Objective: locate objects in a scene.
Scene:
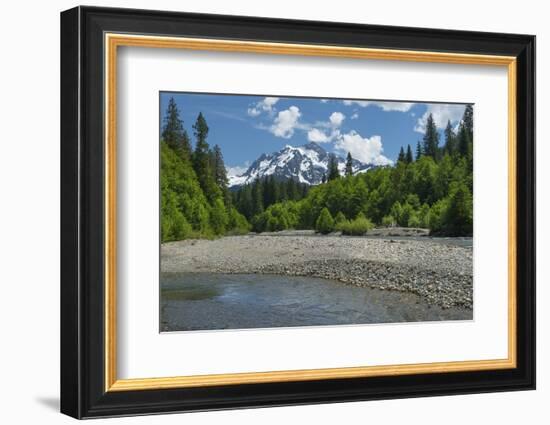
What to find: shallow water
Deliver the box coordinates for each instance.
[160,273,472,332]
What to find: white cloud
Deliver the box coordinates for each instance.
[247,97,279,117]
[329,111,345,127]
[320,99,329,103]
[270,106,301,138]
[414,104,466,133]
[343,100,414,112]
[334,131,392,166]
[307,128,330,143]
[351,112,359,120]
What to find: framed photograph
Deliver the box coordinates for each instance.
[60,6,535,419]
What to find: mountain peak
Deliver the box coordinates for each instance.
[228,143,375,187]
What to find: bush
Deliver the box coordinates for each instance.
[407,214,421,228]
[334,211,347,225]
[340,213,374,236]
[227,207,250,235]
[381,215,395,227]
[315,208,335,234]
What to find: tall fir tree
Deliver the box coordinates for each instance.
[462,104,474,140]
[161,97,192,159]
[457,122,471,158]
[422,113,440,160]
[444,120,456,155]
[345,152,354,177]
[397,146,406,163]
[415,141,423,160]
[192,112,219,203]
[405,144,414,164]
[212,144,231,206]
[327,154,340,181]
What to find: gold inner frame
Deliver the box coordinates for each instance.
[104,33,517,392]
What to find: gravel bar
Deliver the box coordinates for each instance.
[161,232,473,310]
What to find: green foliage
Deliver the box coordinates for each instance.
[315,208,335,234]
[328,153,340,181]
[334,211,347,226]
[339,212,374,236]
[160,108,252,242]
[162,97,192,159]
[232,177,309,221]
[422,113,440,159]
[405,144,414,164]
[397,146,405,163]
[345,152,354,176]
[381,215,395,227]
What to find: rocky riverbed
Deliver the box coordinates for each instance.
[161,231,473,310]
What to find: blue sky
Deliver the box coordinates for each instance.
[160,92,468,176]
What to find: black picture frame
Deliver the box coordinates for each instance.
[61,5,536,419]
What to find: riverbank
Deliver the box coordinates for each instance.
[161,231,473,310]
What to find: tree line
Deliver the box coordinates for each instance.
[160,97,249,242]
[161,97,474,241]
[244,105,473,236]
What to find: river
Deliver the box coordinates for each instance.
[160,272,472,332]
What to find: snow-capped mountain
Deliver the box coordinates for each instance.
[228,142,374,187]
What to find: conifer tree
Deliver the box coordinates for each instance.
[161,97,192,159]
[327,154,340,181]
[457,122,471,158]
[462,104,474,140]
[397,146,405,163]
[345,152,354,177]
[444,120,456,156]
[321,173,327,184]
[212,144,231,206]
[405,144,413,164]
[192,113,218,202]
[422,113,440,160]
[416,141,423,160]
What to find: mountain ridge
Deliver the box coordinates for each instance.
[228,142,374,187]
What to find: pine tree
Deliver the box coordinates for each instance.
[415,141,423,160]
[405,144,413,164]
[192,113,218,202]
[321,173,327,184]
[161,97,192,159]
[444,120,456,155]
[462,105,473,140]
[397,146,405,163]
[212,144,231,206]
[457,122,471,158]
[315,208,335,234]
[327,154,340,181]
[345,152,354,177]
[422,113,440,160]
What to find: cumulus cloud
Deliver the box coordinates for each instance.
[351,112,359,120]
[334,131,392,166]
[270,106,302,138]
[307,128,331,143]
[329,111,345,127]
[414,104,466,133]
[306,112,345,143]
[343,100,414,112]
[247,97,279,117]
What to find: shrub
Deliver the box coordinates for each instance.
[407,214,421,228]
[315,208,335,234]
[381,215,395,227]
[340,213,374,236]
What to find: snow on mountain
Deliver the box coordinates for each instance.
[227,142,374,187]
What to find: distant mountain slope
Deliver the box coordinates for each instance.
[228,142,374,187]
